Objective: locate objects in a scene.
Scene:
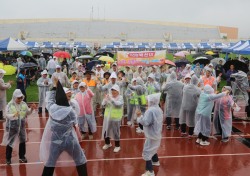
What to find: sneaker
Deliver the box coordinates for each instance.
[102,144,112,150]
[199,140,210,146]
[181,132,187,137]
[152,161,160,166]
[127,121,132,126]
[6,159,11,165]
[19,157,28,163]
[88,135,93,140]
[175,126,180,130]
[136,128,144,134]
[166,126,171,130]
[113,147,121,153]
[136,127,140,130]
[196,138,201,144]
[221,138,229,143]
[81,134,86,140]
[141,171,155,176]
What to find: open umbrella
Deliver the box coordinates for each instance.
[165,60,176,67]
[98,56,114,62]
[205,51,214,55]
[193,57,210,65]
[53,51,71,58]
[20,62,38,69]
[20,51,33,57]
[174,59,190,67]
[223,60,249,73]
[78,55,93,60]
[192,53,204,58]
[94,51,114,58]
[180,51,191,55]
[86,60,102,70]
[211,58,226,65]
[174,51,186,58]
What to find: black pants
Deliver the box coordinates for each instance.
[6,142,26,160]
[198,133,208,141]
[180,124,194,135]
[0,110,3,120]
[145,153,159,171]
[82,127,93,135]
[166,117,180,128]
[42,163,88,176]
[105,137,120,147]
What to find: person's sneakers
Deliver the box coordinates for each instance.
[200,140,210,146]
[136,128,144,134]
[196,138,201,144]
[181,132,187,137]
[6,159,11,165]
[102,144,112,150]
[81,134,86,140]
[141,171,155,176]
[88,135,93,140]
[175,126,180,130]
[166,126,171,130]
[152,161,160,166]
[113,147,121,153]
[19,157,28,163]
[221,138,229,143]
[127,121,132,126]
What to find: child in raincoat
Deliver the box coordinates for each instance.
[136,93,163,176]
[213,86,235,142]
[1,89,36,165]
[102,84,124,153]
[75,82,97,140]
[194,85,229,146]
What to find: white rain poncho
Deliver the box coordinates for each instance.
[125,78,138,122]
[0,70,11,111]
[162,72,184,118]
[40,90,86,167]
[101,92,124,140]
[1,89,31,147]
[146,73,161,95]
[137,93,163,161]
[231,71,249,105]
[37,76,52,108]
[179,75,201,127]
[75,83,96,133]
[51,72,70,87]
[194,85,226,137]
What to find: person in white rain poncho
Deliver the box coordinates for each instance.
[179,75,201,137]
[194,85,229,146]
[37,70,52,114]
[162,71,184,130]
[1,89,36,165]
[46,56,57,77]
[51,65,70,87]
[0,69,12,121]
[75,82,96,140]
[40,79,87,176]
[213,86,235,142]
[102,85,124,153]
[133,66,147,81]
[145,73,160,95]
[38,54,47,70]
[71,80,80,99]
[136,93,163,176]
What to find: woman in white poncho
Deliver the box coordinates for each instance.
[40,79,87,176]
[136,93,163,176]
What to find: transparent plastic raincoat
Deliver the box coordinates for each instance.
[37,76,52,108]
[137,93,163,161]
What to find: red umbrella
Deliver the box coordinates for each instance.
[165,60,176,66]
[53,51,71,58]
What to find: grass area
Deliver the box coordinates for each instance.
[3,74,39,102]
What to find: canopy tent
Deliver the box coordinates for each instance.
[212,42,227,49]
[57,42,72,49]
[232,40,250,54]
[103,45,117,49]
[41,41,56,48]
[222,40,245,53]
[167,43,181,50]
[137,45,149,49]
[181,43,196,49]
[25,41,40,48]
[141,42,149,46]
[126,42,135,46]
[228,42,236,47]
[119,45,132,49]
[112,42,120,46]
[77,44,89,48]
[0,37,27,51]
[197,42,212,49]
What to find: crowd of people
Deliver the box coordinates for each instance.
[0,53,250,176]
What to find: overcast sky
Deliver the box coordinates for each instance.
[0,0,249,38]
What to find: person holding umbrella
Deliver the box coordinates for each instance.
[0,69,13,121]
[16,69,27,102]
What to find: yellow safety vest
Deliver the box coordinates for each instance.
[9,103,27,119]
[104,105,123,120]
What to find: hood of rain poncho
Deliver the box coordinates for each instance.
[147,93,161,107]
[0,69,6,78]
[223,86,232,92]
[55,81,70,107]
[136,77,144,86]
[167,71,177,82]
[204,85,214,94]
[78,82,86,89]
[148,73,155,80]
[191,75,199,86]
[131,78,136,83]
[11,89,24,103]
[230,71,247,81]
[169,67,176,72]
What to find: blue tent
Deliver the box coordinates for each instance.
[222,40,245,53]
[182,43,195,49]
[167,43,180,50]
[197,42,211,49]
[0,37,27,51]
[25,41,40,48]
[232,40,250,54]
[42,42,55,48]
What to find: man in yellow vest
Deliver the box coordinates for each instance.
[101,85,124,153]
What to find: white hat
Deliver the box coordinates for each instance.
[112,63,117,66]
[49,56,53,59]
[152,65,158,69]
[41,70,48,75]
[184,74,191,79]
[78,82,86,88]
[63,87,71,94]
[190,70,195,76]
[111,84,120,93]
[13,89,24,99]
[0,69,6,74]
[110,72,117,79]
[186,64,191,68]
[56,65,61,69]
[75,57,79,60]
[72,80,79,85]
[208,63,213,67]
[40,54,43,57]
[148,73,155,80]
[96,64,101,67]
